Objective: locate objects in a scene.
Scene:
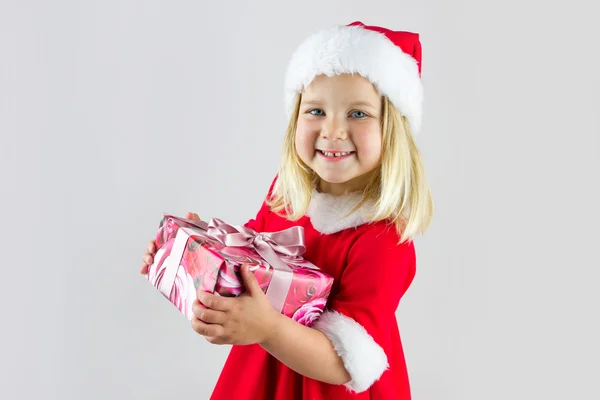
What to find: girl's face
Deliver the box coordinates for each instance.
[295,74,382,195]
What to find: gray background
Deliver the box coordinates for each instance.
[2,0,598,399]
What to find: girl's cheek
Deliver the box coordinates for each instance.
[296,125,315,146]
[355,133,382,159]
[294,133,313,161]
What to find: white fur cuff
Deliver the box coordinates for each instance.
[313,310,388,393]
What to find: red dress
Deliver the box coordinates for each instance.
[210,179,417,399]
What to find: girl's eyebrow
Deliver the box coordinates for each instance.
[348,101,378,109]
[300,100,323,106]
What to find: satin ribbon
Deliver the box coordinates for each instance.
[157,229,192,300]
[163,214,314,312]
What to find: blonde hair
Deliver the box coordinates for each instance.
[267,93,434,244]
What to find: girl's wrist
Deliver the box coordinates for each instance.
[259,308,283,346]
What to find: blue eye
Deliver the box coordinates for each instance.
[350,110,368,118]
[309,109,325,116]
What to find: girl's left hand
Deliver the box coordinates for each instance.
[191,264,279,346]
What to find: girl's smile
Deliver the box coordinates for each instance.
[316,149,356,161]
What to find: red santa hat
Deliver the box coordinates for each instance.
[284,21,424,134]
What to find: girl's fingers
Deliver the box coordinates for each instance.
[141,239,156,275]
[192,299,227,325]
[144,254,153,265]
[141,250,154,272]
[186,212,200,221]
[191,316,224,338]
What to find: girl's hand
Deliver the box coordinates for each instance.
[140,239,155,275]
[140,212,200,274]
[192,264,278,346]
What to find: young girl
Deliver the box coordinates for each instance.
[141,21,433,399]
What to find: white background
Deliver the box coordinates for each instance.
[2,0,598,399]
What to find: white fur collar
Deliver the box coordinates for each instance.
[306,190,374,234]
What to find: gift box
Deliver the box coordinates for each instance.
[145,214,333,327]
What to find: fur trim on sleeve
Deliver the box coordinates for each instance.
[313,310,388,393]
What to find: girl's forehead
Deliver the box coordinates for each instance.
[301,74,381,103]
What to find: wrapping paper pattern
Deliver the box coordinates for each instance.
[145,215,333,327]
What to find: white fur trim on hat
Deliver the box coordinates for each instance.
[314,310,389,393]
[284,24,423,134]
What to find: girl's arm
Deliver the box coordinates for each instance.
[260,311,351,385]
[194,270,350,385]
[193,266,350,386]
[193,224,413,392]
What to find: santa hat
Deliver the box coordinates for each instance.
[284,21,424,134]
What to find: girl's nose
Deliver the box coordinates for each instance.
[320,118,348,140]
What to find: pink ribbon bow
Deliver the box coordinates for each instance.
[173,216,307,272]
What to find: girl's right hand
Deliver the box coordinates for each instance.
[140,212,201,275]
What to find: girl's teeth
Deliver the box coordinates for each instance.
[322,151,350,157]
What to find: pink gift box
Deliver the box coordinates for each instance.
[145,214,333,327]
